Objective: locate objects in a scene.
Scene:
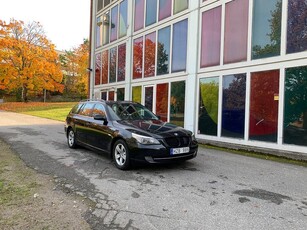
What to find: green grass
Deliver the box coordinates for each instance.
[0,102,77,121]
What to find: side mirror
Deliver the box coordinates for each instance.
[94,114,108,125]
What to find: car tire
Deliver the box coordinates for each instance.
[113,140,130,170]
[67,128,77,149]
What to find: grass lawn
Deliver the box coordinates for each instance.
[0,102,77,121]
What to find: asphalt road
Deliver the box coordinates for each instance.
[0,111,306,230]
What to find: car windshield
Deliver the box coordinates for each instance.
[109,102,159,121]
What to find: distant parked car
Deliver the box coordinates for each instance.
[64,100,198,170]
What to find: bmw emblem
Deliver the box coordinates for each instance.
[174,133,178,136]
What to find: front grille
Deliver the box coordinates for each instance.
[164,136,191,147]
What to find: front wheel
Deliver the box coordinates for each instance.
[67,128,77,148]
[113,140,130,170]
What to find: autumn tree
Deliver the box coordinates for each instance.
[0,19,63,101]
[60,39,89,99]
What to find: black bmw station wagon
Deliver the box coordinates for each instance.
[65,100,198,170]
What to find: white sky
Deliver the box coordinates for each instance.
[0,0,90,51]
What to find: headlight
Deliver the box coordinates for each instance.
[132,133,160,145]
[191,132,197,142]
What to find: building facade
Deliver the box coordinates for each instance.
[89,0,307,158]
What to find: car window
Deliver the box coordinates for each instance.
[78,103,94,117]
[92,103,106,117]
[109,103,159,120]
[71,103,83,114]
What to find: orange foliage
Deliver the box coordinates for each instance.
[0,19,64,101]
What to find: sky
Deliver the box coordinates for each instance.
[0,0,90,51]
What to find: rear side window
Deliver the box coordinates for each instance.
[71,103,83,114]
[79,103,94,117]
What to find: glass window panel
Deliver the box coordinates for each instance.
[132,86,142,103]
[200,6,221,68]
[252,0,281,59]
[222,74,246,138]
[146,0,157,27]
[118,44,126,82]
[101,92,107,100]
[109,47,117,83]
[156,83,169,122]
[173,0,188,14]
[172,19,188,72]
[95,53,101,85]
[108,91,115,101]
[145,86,154,111]
[144,32,156,77]
[110,6,118,42]
[102,50,108,84]
[249,70,279,142]
[284,66,307,146]
[102,12,110,45]
[224,0,249,64]
[157,26,170,75]
[133,37,143,79]
[287,0,307,54]
[97,0,103,12]
[134,0,145,32]
[198,77,219,136]
[119,0,128,38]
[170,81,185,127]
[159,0,172,21]
[96,17,102,48]
[104,0,110,7]
[117,88,125,101]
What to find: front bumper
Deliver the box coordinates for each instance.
[128,141,198,164]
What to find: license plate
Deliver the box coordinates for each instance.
[170,147,190,155]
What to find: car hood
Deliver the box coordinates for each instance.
[116,119,191,137]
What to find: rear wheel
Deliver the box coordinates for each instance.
[67,128,77,148]
[113,140,130,170]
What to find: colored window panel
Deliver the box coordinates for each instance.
[172,19,188,73]
[170,81,185,127]
[145,86,154,111]
[132,86,142,103]
[159,0,172,21]
[287,0,307,54]
[119,0,128,38]
[249,70,279,142]
[118,44,126,82]
[117,88,125,101]
[102,12,110,45]
[157,26,170,75]
[109,47,117,83]
[96,17,102,47]
[144,32,156,78]
[198,77,219,136]
[102,50,108,84]
[173,0,188,14]
[95,53,101,85]
[110,6,118,42]
[284,66,307,146]
[108,91,115,101]
[252,0,281,59]
[200,6,221,68]
[134,0,145,32]
[224,0,249,64]
[222,74,246,138]
[156,83,169,122]
[133,37,143,79]
[146,0,157,27]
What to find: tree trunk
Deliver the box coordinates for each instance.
[22,84,28,102]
